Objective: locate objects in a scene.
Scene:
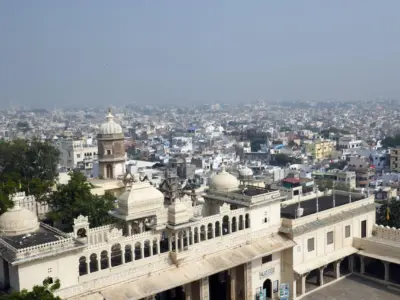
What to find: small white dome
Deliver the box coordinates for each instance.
[0,193,39,236]
[209,167,239,192]
[99,110,122,135]
[117,181,164,217]
[239,166,253,177]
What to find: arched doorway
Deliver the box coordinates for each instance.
[262,279,272,299]
[106,164,113,178]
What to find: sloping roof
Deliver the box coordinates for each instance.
[77,234,295,300]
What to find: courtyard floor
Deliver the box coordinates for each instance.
[302,275,400,300]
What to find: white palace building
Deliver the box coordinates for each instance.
[0,113,399,300]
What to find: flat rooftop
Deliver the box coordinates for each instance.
[0,226,64,250]
[281,194,364,219]
[232,187,273,197]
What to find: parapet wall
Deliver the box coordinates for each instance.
[372,224,400,242]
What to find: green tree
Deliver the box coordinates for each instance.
[376,199,400,228]
[0,138,60,206]
[381,134,400,149]
[2,277,61,300]
[47,171,115,230]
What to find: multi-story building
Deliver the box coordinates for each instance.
[1,165,397,300]
[390,147,400,173]
[338,135,362,154]
[312,170,356,189]
[305,140,335,161]
[57,138,98,172]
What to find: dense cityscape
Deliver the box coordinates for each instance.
[2,1,400,300]
[0,98,400,299]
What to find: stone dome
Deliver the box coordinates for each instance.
[117,180,164,218]
[99,110,122,135]
[239,166,253,177]
[0,193,39,236]
[209,167,239,192]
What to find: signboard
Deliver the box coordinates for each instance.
[259,267,275,279]
[279,283,290,300]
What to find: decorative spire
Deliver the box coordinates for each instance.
[106,108,114,122]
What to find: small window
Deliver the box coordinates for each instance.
[327,231,334,245]
[264,217,268,223]
[262,255,272,264]
[345,225,351,238]
[76,154,81,158]
[307,238,315,252]
[107,150,111,155]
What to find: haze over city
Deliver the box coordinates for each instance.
[1,0,400,108]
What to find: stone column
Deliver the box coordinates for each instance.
[218,224,222,237]
[360,256,365,275]
[141,245,144,259]
[230,267,237,300]
[127,222,132,236]
[180,235,184,250]
[121,252,125,264]
[244,262,252,300]
[334,260,341,279]
[228,221,232,234]
[175,233,178,251]
[200,277,209,300]
[318,267,324,286]
[301,274,307,295]
[156,241,160,254]
[168,234,172,251]
[184,283,192,300]
[149,243,153,256]
[384,261,390,281]
[186,229,191,247]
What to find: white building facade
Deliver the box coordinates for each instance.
[0,168,398,300]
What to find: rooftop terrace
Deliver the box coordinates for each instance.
[281,193,364,219]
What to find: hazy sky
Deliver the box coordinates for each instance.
[1,1,400,108]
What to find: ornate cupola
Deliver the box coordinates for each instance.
[97,108,126,179]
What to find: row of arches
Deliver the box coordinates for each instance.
[78,213,251,276]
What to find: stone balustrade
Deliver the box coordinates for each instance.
[372,224,400,241]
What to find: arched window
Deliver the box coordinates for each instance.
[245,214,250,229]
[232,217,237,232]
[89,254,98,273]
[152,239,158,255]
[125,245,133,263]
[160,231,169,253]
[135,242,142,260]
[200,225,206,241]
[111,244,122,267]
[106,164,113,178]
[100,251,109,269]
[77,228,87,238]
[144,240,151,257]
[79,256,87,276]
[207,223,213,239]
[222,216,230,235]
[215,221,221,237]
[239,215,244,230]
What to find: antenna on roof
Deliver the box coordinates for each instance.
[315,185,319,212]
[332,181,336,208]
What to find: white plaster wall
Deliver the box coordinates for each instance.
[18,252,78,292]
[251,252,281,298]
[293,210,375,266]
[249,201,281,232]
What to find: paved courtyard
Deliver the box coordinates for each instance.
[302,275,400,300]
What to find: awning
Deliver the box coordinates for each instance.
[73,234,295,300]
[293,247,358,275]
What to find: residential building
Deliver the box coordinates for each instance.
[390,147,400,173]
[305,140,335,161]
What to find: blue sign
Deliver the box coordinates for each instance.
[279,283,289,300]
